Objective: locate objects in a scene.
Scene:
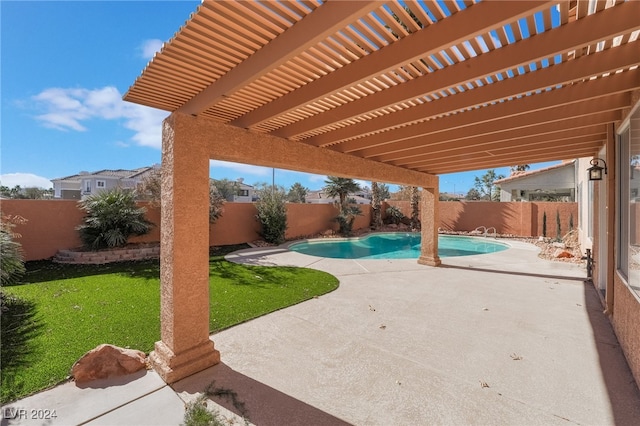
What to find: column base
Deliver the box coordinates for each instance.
[150,339,220,383]
[418,255,441,267]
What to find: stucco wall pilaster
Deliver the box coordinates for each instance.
[418,186,441,267]
[150,113,220,383]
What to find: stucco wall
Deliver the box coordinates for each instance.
[612,272,640,388]
[2,199,372,261]
[386,200,577,238]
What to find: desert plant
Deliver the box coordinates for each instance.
[371,181,383,229]
[555,210,562,242]
[569,213,574,231]
[255,184,288,244]
[1,216,26,286]
[542,211,547,238]
[333,205,362,236]
[139,171,225,224]
[386,205,405,225]
[410,186,420,230]
[77,187,153,250]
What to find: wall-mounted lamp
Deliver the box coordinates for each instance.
[587,158,608,181]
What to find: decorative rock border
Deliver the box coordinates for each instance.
[54,243,160,264]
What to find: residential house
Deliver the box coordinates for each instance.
[52,166,159,200]
[495,160,580,202]
[231,179,255,203]
[305,189,371,205]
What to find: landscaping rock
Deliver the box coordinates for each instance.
[72,344,146,384]
[554,249,574,259]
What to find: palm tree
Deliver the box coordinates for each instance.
[77,187,152,249]
[371,181,383,229]
[410,186,420,230]
[323,176,361,211]
[324,177,362,236]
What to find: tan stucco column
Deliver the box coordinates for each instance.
[149,114,220,383]
[418,186,441,267]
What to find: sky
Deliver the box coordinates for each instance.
[1,1,559,196]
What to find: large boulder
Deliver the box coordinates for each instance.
[72,344,146,383]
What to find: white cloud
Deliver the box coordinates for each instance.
[141,39,163,60]
[0,173,52,189]
[31,86,168,149]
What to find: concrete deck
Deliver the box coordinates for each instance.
[3,239,640,425]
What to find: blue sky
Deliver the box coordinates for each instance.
[1,1,558,195]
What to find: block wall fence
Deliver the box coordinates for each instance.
[2,199,577,261]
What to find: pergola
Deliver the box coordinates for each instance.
[123,0,640,382]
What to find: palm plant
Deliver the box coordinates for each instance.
[410,186,420,230]
[323,176,361,210]
[0,215,26,286]
[385,205,405,225]
[371,181,383,229]
[324,177,362,235]
[77,187,152,250]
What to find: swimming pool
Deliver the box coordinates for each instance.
[288,233,509,260]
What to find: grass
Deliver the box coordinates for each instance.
[1,245,339,403]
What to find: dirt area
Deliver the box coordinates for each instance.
[252,225,586,265]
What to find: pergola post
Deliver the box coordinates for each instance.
[418,186,441,267]
[149,113,220,383]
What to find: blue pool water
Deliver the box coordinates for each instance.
[289,233,509,259]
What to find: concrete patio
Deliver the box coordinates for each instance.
[3,239,640,425]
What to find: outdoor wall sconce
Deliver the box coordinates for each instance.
[587,158,608,181]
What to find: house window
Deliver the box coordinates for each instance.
[618,109,640,294]
[83,180,91,194]
[238,189,249,197]
[96,180,106,189]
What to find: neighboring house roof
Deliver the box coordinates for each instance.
[52,166,157,182]
[495,160,576,185]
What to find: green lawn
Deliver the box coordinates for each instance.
[1,246,339,403]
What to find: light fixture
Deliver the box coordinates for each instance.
[587,158,608,181]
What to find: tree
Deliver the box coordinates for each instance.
[377,183,391,201]
[76,187,153,249]
[139,170,225,223]
[392,185,413,201]
[324,177,362,236]
[371,182,383,229]
[473,170,505,201]
[323,176,361,210]
[211,179,240,201]
[510,164,530,175]
[465,188,482,201]
[208,183,226,223]
[254,184,288,244]
[410,186,420,230]
[139,168,162,207]
[287,182,308,203]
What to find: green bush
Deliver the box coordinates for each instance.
[255,185,288,244]
[333,205,362,236]
[76,187,152,250]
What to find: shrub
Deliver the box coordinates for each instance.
[0,214,26,286]
[385,205,405,225]
[77,187,153,250]
[255,185,288,244]
[333,205,362,236]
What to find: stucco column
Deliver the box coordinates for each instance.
[149,113,220,383]
[418,186,441,267]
